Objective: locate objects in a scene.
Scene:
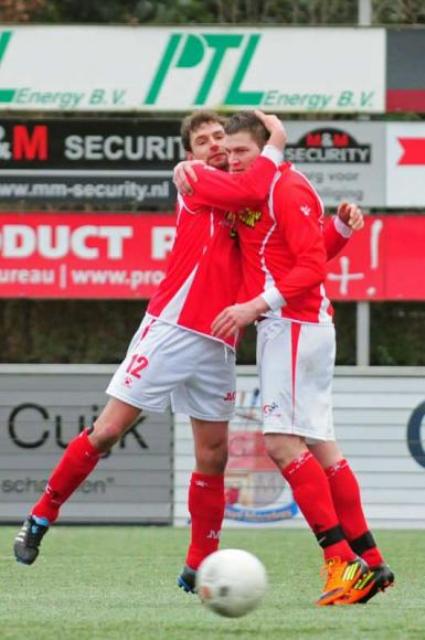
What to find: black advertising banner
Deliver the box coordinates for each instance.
[0,118,184,209]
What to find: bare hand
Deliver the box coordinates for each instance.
[212,299,268,338]
[173,160,205,195]
[254,109,287,151]
[337,201,364,231]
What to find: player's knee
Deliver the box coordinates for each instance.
[264,436,282,465]
[90,417,127,452]
[264,433,304,468]
[196,441,228,474]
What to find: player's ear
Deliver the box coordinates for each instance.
[187,152,194,160]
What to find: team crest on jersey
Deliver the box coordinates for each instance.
[224,211,238,238]
[239,208,262,227]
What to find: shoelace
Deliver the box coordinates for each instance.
[321,557,345,591]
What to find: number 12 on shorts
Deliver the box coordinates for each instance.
[126,354,149,378]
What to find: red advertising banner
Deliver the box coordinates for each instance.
[326,216,425,300]
[0,213,424,300]
[0,213,176,299]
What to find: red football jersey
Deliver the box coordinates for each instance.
[323,215,351,261]
[236,163,343,323]
[147,153,280,347]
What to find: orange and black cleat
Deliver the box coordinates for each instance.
[335,563,395,605]
[316,556,369,606]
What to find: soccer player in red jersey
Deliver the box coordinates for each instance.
[13,110,286,580]
[207,112,394,606]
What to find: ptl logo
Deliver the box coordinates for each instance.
[145,32,264,107]
[0,31,14,105]
[0,31,12,65]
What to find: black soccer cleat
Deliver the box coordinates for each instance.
[177,565,197,594]
[14,516,49,565]
[357,563,395,603]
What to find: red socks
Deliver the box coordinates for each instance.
[325,459,384,567]
[32,430,100,523]
[186,472,225,570]
[282,451,355,562]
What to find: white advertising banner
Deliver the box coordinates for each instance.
[386,123,425,207]
[285,121,386,206]
[174,367,425,529]
[0,26,385,112]
[0,365,173,523]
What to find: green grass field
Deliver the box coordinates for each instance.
[0,526,422,640]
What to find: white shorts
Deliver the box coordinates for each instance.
[106,315,236,421]
[256,317,335,442]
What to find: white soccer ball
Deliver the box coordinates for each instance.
[196,549,268,618]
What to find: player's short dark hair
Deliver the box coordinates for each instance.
[180,110,227,152]
[224,111,270,149]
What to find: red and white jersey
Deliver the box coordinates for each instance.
[236,162,347,324]
[147,153,279,347]
[323,214,351,261]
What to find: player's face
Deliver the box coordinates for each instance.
[188,121,228,169]
[226,132,261,173]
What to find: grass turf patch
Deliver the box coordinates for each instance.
[0,527,420,640]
